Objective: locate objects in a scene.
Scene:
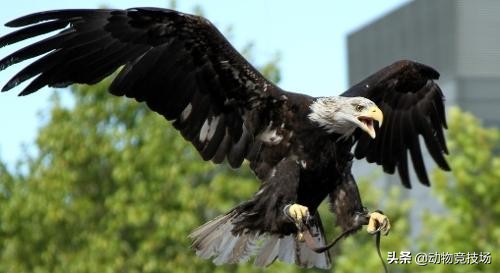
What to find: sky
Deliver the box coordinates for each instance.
[0,0,409,167]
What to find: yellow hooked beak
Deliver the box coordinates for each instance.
[358,106,383,139]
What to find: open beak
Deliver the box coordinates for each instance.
[358,106,383,139]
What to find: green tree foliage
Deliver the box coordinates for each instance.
[419,108,500,272]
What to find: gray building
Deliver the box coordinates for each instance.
[347,0,500,235]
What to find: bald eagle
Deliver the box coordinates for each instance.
[0,8,449,269]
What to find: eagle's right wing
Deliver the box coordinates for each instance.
[0,8,292,170]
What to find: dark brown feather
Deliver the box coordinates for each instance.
[0,8,285,169]
[342,60,449,188]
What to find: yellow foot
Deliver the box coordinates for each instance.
[367,211,391,236]
[287,203,310,223]
[286,204,310,242]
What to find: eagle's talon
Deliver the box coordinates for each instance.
[297,231,305,242]
[286,203,310,242]
[287,203,310,224]
[367,211,391,236]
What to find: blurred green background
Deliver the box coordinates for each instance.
[0,2,499,273]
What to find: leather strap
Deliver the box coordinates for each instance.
[301,223,388,273]
[301,225,358,253]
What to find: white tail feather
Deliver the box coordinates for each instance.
[190,212,258,265]
[190,212,331,269]
[277,235,296,264]
[254,236,280,267]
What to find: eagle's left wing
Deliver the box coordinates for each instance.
[341,60,450,188]
[0,8,289,170]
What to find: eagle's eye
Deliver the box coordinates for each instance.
[355,104,365,112]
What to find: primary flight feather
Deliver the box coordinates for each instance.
[0,8,449,269]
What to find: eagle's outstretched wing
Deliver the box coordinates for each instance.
[342,60,450,188]
[0,8,288,169]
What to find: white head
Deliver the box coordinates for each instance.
[308,96,383,139]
